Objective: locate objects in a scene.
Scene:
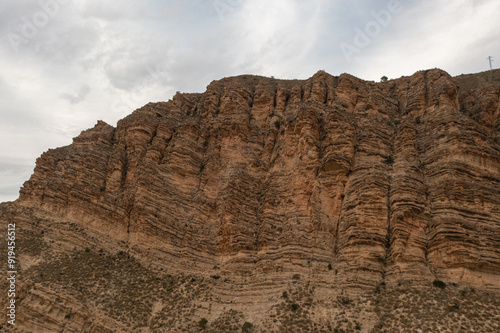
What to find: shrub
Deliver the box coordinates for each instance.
[291,303,299,311]
[198,318,208,329]
[433,279,446,289]
[328,263,332,270]
[274,121,280,130]
[292,274,300,280]
[415,116,421,124]
[384,156,395,165]
[242,321,253,332]
[282,291,288,299]
[381,76,388,82]
[337,296,350,305]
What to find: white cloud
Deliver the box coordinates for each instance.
[0,0,499,202]
[60,84,90,104]
[350,0,500,80]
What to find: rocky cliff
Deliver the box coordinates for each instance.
[1,68,500,332]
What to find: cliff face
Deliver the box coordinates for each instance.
[1,68,500,332]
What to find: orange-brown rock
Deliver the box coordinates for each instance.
[1,69,500,332]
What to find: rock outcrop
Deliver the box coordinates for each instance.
[1,68,500,332]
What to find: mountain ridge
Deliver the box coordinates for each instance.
[1,68,500,332]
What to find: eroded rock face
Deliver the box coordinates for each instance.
[1,69,499,332]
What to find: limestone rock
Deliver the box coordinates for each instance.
[1,68,500,332]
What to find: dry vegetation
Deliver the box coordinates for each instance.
[1,238,499,332]
[1,204,499,332]
[8,247,500,333]
[369,284,500,333]
[23,248,213,331]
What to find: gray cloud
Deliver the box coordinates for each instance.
[60,84,90,104]
[0,0,499,202]
[0,161,35,202]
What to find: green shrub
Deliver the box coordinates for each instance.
[337,296,350,305]
[242,321,253,332]
[198,318,208,329]
[384,156,394,165]
[433,280,446,289]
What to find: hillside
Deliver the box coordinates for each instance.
[1,68,499,332]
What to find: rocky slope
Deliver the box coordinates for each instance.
[1,68,500,332]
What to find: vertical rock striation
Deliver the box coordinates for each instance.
[16,69,500,289]
[1,68,500,332]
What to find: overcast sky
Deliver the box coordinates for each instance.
[0,0,499,202]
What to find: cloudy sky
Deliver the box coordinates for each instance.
[0,0,499,202]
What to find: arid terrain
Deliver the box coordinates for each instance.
[1,68,500,332]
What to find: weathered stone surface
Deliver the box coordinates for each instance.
[1,68,499,332]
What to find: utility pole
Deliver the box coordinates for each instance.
[487,56,494,83]
[487,56,494,70]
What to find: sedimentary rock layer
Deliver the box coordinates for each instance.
[1,68,499,332]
